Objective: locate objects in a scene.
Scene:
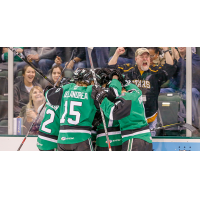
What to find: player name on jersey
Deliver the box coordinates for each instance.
[64,91,88,100]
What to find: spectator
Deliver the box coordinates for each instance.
[19,86,45,135]
[108,47,176,136]
[54,47,87,70]
[85,47,110,68]
[0,47,24,70]
[161,47,200,128]
[109,47,138,65]
[17,47,56,75]
[41,65,64,88]
[14,65,41,117]
[50,65,64,86]
[146,47,166,66]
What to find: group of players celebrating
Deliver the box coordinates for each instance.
[37,67,152,151]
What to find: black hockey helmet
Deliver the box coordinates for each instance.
[73,68,85,82]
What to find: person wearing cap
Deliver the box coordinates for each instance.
[108,47,176,136]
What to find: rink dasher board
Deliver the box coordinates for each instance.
[153,138,200,151]
[0,136,200,151]
[0,136,39,151]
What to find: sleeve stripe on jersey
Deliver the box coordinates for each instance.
[59,130,91,134]
[96,131,121,138]
[45,90,50,104]
[38,135,57,143]
[113,88,119,97]
[109,106,115,121]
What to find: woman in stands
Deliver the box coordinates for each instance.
[19,86,45,135]
[50,65,64,86]
[147,47,166,66]
[41,65,64,89]
[14,65,41,117]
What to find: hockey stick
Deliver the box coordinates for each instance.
[17,102,46,151]
[87,47,112,151]
[17,48,77,151]
[152,122,197,134]
[8,47,54,86]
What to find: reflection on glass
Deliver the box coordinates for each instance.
[18,86,45,135]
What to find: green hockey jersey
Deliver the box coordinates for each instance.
[46,83,97,144]
[96,79,122,148]
[100,80,152,144]
[37,94,60,151]
[96,117,121,148]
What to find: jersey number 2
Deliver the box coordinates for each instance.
[41,109,55,133]
[60,101,82,125]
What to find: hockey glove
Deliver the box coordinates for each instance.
[91,86,107,104]
[121,74,131,87]
[92,111,103,127]
[107,87,118,102]
[109,69,123,80]
[101,68,112,76]
[95,69,102,84]
[91,86,101,100]
[96,68,111,85]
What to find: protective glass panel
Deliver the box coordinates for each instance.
[191,47,200,137]
[3,47,199,147]
[157,47,188,137]
[0,47,8,135]
[13,47,48,136]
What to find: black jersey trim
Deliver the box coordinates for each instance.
[97,127,120,134]
[60,125,92,131]
[121,125,150,136]
[38,131,58,140]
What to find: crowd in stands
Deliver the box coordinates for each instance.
[0,47,200,136]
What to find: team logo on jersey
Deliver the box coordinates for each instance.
[112,139,122,143]
[61,137,74,140]
[132,80,150,89]
[37,142,43,146]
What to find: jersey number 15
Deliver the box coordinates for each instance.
[60,100,82,125]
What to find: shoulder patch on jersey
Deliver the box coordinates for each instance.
[55,88,61,93]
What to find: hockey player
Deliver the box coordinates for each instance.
[108,47,176,136]
[37,70,70,151]
[94,68,122,151]
[37,94,60,151]
[92,75,152,151]
[46,68,97,151]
